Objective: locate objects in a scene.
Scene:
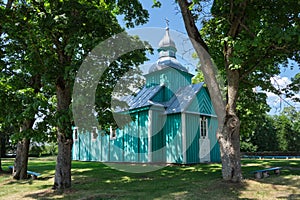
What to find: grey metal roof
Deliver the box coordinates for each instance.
[165,82,204,114]
[118,85,163,111]
[158,27,176,49]
[148,57,188,73]
[117,83,205,114]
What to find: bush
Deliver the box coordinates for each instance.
[29,142,58,157]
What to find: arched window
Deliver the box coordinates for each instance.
[91,127,98,141]
[200,116,208,138]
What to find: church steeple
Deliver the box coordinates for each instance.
[147,20,189,74]
[158,19,177,58]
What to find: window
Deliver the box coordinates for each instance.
[200,116,208,138]
[74,127,78,140]
[92,127,98,140]
[110,126,116,140]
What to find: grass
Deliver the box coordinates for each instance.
[0,157,299,200]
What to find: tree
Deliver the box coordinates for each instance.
[251,115,278,152]
[285,73,300,102]
[2,0,149,189]
[0,0,15,174]
[1,0,54,179]
[177,0,300,182]
[274,107,300,152]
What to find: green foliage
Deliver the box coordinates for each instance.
[241,107,300,152]
[192,70,205,84]
[284,72,300,102]
[29,142,58,157]
[273,107,300,152]
[1,0,150,138]
[196,0,300,149]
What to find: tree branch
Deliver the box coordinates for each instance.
[178,0,226,120]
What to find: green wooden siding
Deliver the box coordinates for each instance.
[151,108,166,162]
[185,114,200,163]
[164,114,182,163]
[208,117,221,162]
[187,87,216,115]
[145,68,193,101]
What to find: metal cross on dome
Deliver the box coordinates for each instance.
[165,18,169,28]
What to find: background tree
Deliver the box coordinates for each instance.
[1,0,55,179]
[274,107,300,152]
[177,0,300,182]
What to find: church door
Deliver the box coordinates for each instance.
[199,116,211,162]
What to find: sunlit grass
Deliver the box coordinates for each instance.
[0,157,299,199]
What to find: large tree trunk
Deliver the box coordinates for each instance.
[13,120,34,180]
[13,138,30,179]
[53,77,73,190]
[218,69,242,182]
[0,139,2,172]
[0,135,6,158]
[178,0,243,182]
[0,133,5,172]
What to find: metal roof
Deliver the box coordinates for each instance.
[165,83,204,114]
[148,57,188,74]
[117,85,163,111]
[117,82,205,115]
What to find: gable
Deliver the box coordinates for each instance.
[186,87,216,116]
[165,83,204,114]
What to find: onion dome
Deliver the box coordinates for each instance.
[148,25,188,73]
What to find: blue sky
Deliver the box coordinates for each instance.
[117,1,300,114]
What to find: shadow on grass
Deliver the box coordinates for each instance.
[23,162,249,200]
[5,158,300,200]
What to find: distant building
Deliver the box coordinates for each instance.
[72,27,220,164]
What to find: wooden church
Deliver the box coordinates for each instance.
[72,27,221,164]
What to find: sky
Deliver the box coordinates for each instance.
[118,1,300,115]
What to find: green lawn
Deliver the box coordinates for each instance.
[0,157,299,200]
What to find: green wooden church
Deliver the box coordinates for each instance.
[72,27,221,164]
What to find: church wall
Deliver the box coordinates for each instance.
[145,68,193,101]
[185,113,200,163]
[150,108,166,162]
[208,117,221,162]
[164,113,183,163]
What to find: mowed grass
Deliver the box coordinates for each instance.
[0,157,299,200]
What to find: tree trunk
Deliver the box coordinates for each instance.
[218,69,242,182]
[178,0,243,182]
[53,77,73,190]
[13,120,33,180]
[13,138,30,179]
[0,140,2,172]
[0,135,6,158]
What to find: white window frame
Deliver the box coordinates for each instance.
[91,127,98,141]
[110,126,116,140]
[200,116,208,139]
[74,127,79,141]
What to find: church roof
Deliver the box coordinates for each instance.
[117,83,205,114]
[158,27,176,50]
[165,82,204,114]
[148,57,188,73]
[118,85,163,111]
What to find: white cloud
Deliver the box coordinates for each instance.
[270,75,291,90]
[265,75,300,114]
